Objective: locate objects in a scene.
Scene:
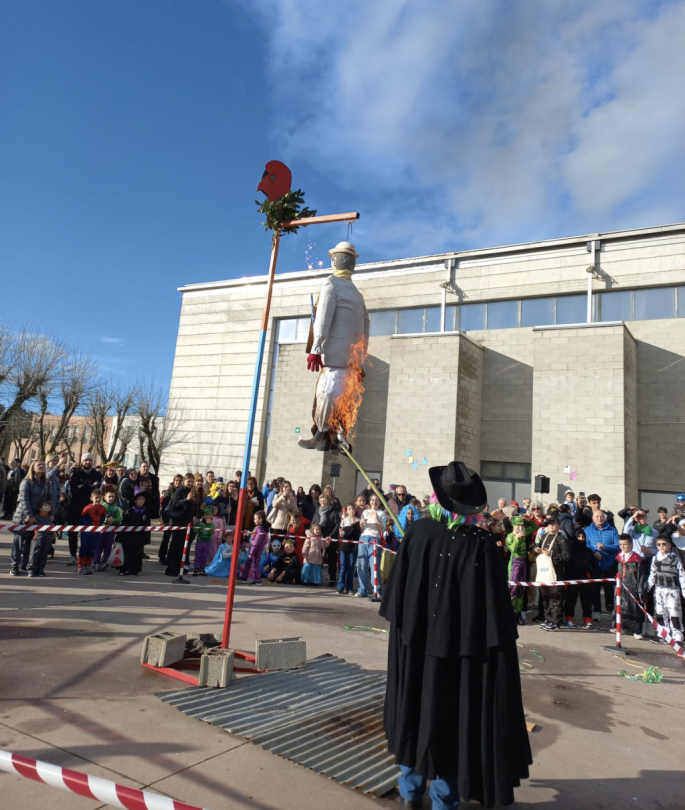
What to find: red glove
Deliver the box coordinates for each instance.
[307,353,323,372]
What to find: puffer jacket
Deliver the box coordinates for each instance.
[310,275,370,368]
[13,475,50,523]
[269,492,299,531]
[302,534,329,566]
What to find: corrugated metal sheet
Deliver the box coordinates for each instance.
[157,654,398,796]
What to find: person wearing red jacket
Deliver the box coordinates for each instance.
[79,490,106,574]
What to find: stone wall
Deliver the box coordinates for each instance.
[531,324,637,509]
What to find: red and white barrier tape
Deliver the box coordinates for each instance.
[506,578,616,587]
[0,749,211,810]
[0,524,193,533]
[621,584,685,659]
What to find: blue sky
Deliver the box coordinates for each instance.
[2,0,684,390]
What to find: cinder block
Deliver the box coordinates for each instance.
[141,632,187,667]
[255,637,306,672]
[199,648,235,688]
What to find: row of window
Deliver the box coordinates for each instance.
[276,286,685,343]
[370,286,685,335]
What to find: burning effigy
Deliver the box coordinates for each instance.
[298,241,370,451]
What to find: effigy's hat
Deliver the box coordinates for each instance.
[429,461,488,516]
[328,241,359,258]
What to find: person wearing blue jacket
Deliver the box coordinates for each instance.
[585,510,620,619]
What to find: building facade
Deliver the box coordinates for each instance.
[161,222,685,515]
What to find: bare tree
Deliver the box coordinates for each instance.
[135,379,168,474]
[3,407,34,463]
[0,328,68,448]
[88,378,136,463]
[29,352,97,457]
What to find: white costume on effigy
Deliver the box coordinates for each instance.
[299,242,369,449]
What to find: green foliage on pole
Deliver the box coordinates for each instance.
[255,189,317,237]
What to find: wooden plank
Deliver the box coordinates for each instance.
[281,212,360,228]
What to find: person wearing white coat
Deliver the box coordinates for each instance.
[299,241,370,451]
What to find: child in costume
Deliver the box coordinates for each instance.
[205,530,234,578]
[506,518,528,625]
[79,489,106,574]
[260,538,282,578]
[247,510,270,585]
[564,529,594,628]
[237,539,250,580]
[93,488,122,571]
[120,492,150,576]
[208,503,226,561]
[616,533,646,638]
[193,506,215,576]
[647,534,685,642]
[301,524,329,585]
[267,539,301,584]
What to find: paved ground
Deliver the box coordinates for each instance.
[1,533,685,810]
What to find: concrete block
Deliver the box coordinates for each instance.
[141,632,187,667]
[199,648,235,688]
[255,637,306,672]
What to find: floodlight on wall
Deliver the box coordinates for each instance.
[440,258,458,332]
[586,239,601,323]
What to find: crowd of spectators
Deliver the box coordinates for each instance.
[3,455,684,640]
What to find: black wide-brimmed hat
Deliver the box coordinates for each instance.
[429,461,488,515]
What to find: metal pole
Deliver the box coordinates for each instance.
[337,441,404,538]
[615,573,622,649]
[370,541,382,602]
[587,241,595,323]
[171,523,192,585]
[221,233,281,649]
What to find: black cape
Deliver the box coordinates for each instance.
[379,518,532,808]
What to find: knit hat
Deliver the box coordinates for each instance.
[511,516,526,527]
[81,452,94,462]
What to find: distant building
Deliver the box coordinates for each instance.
[7,413,114,466]
[161,221,685,513]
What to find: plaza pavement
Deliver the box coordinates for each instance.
[1,533,684,810]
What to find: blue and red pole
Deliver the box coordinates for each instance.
[221,233,281,649]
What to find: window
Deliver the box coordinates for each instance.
[487,300,519,329]
[635,287,674,320]
[481,461,530,481]
[457,303,486,331]
[596,290,632,322]
[556,294,586,325]
[397,308,425,334]
[370,310,396,336]
[425,306,441,333]
[277,317,311,343]
[277,319,297,342]
[446,305,457,331]
[521,297,555,327]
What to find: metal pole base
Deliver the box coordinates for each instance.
[369,596,382,603]
[604,645,631,654]
[172,578,190,585]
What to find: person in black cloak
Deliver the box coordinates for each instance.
[380,461,532,809]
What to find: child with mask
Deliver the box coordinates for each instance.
[267,539,301,584]
[205,529,234,578]
[647,535,685,642]
[260,538,282,578]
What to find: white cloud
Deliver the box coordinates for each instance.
[247,0,685,255]
[101,336,125,345]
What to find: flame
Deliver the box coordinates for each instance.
[328,336,369,440]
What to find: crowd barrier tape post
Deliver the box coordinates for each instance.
[370,541,382,603]
[171,524,192,585]
[603,573,630,654]
[622,582,685,659]
[0,749,212,810]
